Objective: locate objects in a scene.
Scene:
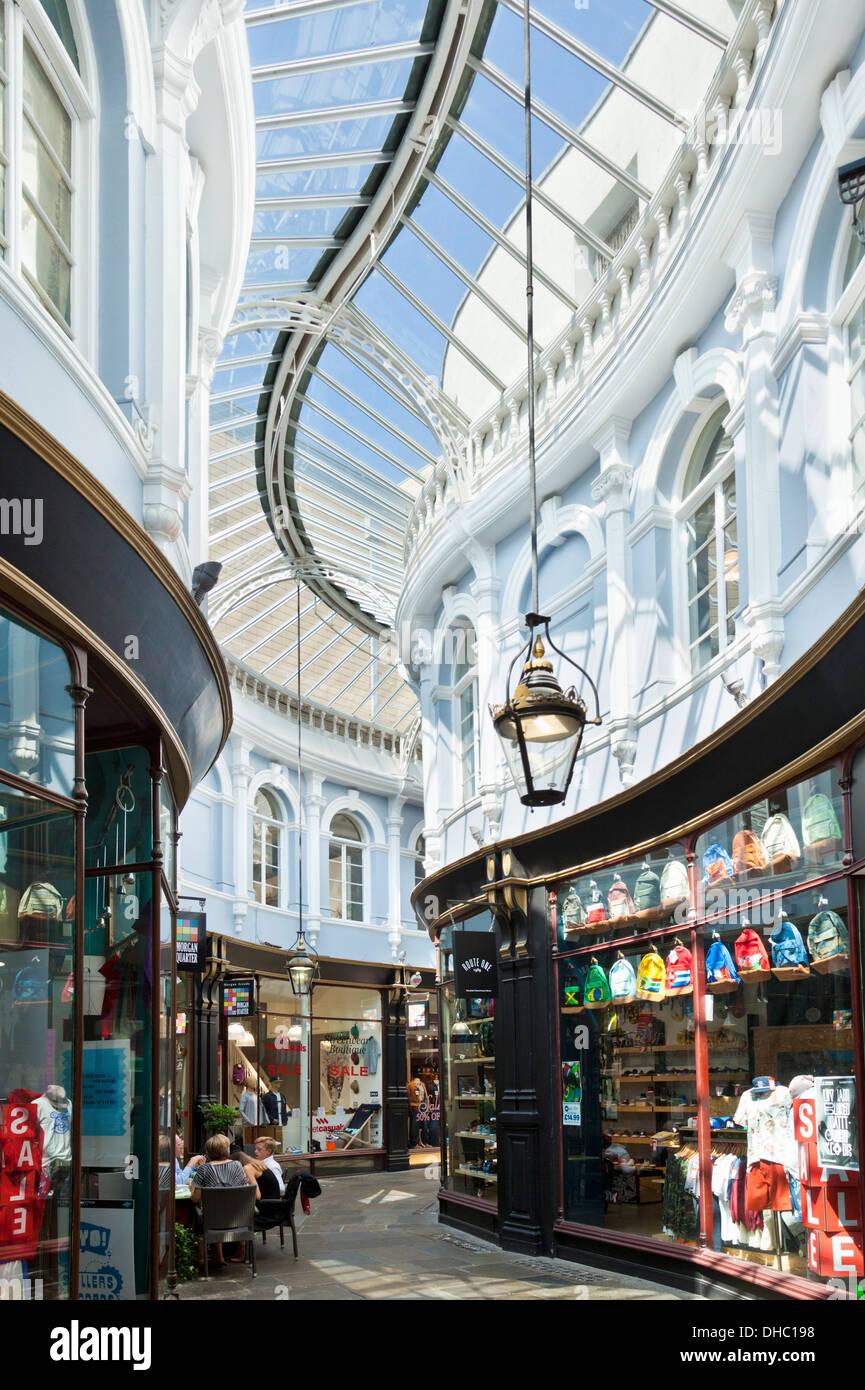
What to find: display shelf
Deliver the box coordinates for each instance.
[456,1093,495,1102]
[455,1166,498,1182]
[608,1042,746,1053]
[455,1131,497,1142]
[452,1057,495,1065]
[608,1134,654,1144]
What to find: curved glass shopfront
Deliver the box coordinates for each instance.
[0,602,185,1301]
[553,758,863,1292]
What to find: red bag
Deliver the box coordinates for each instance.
[734,926,771,981]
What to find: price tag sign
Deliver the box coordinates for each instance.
[815,1075,859,1172]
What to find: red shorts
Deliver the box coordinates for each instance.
[745,1160,791,1212]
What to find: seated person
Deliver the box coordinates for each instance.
[253,1136,286,1195]
[189,1134,257,1267]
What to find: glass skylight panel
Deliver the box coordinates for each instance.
[210,390,263,425]
[245,0,428,68]
[293,408,415,490]
[354,269,446,381]
[256,161,377,199]
[381,228,472,328]
[301,371,429,475]
[459,74,562,181]
[252,55,417,123]
[528,0,651,66]
[212,359,278,396]
[243,244,321,285]
[256,112,396,162]
[252,204,351,238]
[220,330,280,361]
[323,342,440,455]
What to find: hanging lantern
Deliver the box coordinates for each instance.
[491,614,601,808]
[285,927,319,996]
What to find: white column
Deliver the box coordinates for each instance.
[723,212,784,683]
[305,774,324,951]
[387,798,404,959]
[417,662,442,874]
[144,42,197,559]
[470,568,503,841]
[231,739,252,935]
[591,419,636,784]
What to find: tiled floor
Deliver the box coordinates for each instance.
[180,1169,701,1301]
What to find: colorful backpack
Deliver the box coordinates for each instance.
[562,974,582,1008]
[702,844,735,887]
[607,877,635,922]
[585,882,607,925]
[609,955,637,1003]
[635,950,666,1001]
[802,794,842,861]
[665,943,693,996]
[733,926,771,979]
[761,814,800,872]
[732,829,767,876]
[660,857,690,909]
[705,937,740,991]
[560,885,586,933]
[634,867,661,915]
[583,959,611,1010]
[18,882,64,920]
[806,909,849,967]
[769,918,809,973]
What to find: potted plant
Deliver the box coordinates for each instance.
[200,1101,239,1136]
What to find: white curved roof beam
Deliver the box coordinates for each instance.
[249,236,342,250]
[255,194,372,212]
[463,61,651,202]
[374,263,506,394]
[289,496,405,553]
[643,0,726,46]
[213,352,281,373]
[211,383,269,406]
[251,41,435,82]
[256,98,414,132]
[233,282,313,300]
[294,391,426,480]
[313,368,439,467]
[209,410,265,433]
[257,150,388,175]
[399,215,539,352]
[498,0,688,129]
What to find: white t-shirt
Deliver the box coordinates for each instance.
[734,1087,796,1171]
[264,1154,285,1195]
[35,1095,72,1163]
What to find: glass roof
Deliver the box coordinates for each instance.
[209,0,739,727]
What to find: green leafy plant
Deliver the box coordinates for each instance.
[174,1223,198,1283]
[200,1101,240,1135]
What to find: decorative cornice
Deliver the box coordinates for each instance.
[724,271,778,336]
[591,462,634,509]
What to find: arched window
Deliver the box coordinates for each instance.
[328,813,364,921]
[0,1,89,332]
[252,788,281,907]
[679,406,738,674]
[414,832,426,889]
[451,623,479,803]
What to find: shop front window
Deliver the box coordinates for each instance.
[555,762,862,1288]
[558,927,700,1247]
[0,784,76,1298]
[310,986,382,1151]
[440,912,496,1205]
[0,605,76,798]
[84,746,152,871]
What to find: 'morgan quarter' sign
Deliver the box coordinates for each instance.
[454,931,498,999]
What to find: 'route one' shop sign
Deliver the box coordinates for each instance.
[454,931,498,999]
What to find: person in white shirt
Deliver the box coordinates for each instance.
[253,1136,285,1196]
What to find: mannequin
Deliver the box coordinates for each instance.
[408,1075,428,1149]
[261,1081,288,1126]
[238,1081,259,1128]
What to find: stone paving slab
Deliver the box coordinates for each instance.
[180,1168,701,1302]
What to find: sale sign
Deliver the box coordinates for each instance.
[808,1229,864,1278]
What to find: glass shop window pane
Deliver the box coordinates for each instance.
[310,993,382,1149]
[157,896,173,1288]
[0,608,75,797]
[0,785,76,1299]
[80,869,155,1298]
[84,748,153,871]
[440,913,496,1206]
[559,933,699,1247]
